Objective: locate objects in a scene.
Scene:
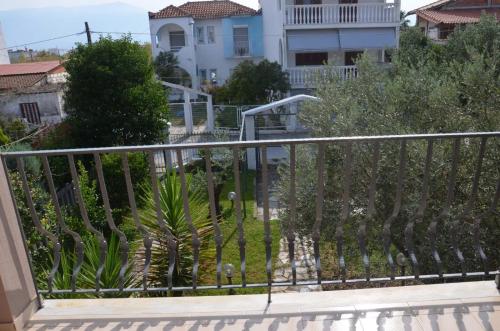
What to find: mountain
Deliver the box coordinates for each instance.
[0,2,150,52]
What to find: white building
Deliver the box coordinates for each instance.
[149,0,400,93]
[0,61,67,126]
[149,1,263,90]
[0,22,10,65]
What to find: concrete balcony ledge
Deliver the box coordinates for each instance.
[26,281,499,330]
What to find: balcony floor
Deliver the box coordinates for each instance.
[26,281,499,330]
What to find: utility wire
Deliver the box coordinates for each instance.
[0,32,86,51]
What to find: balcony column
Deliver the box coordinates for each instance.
[0,159,40,331]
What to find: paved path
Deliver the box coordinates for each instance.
[272,236,322,293]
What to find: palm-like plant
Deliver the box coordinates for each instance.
[400,10,411,29]
[136,172,216,292]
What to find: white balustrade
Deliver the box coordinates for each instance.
[285,3,399,25]
[287,66,357,88]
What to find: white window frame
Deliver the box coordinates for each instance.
[207,26,216,44]
[196,26,205,44]
[233,25,249,57]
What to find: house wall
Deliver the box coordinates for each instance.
[195,18,263,86]
[222,16,264,58]
[260,0,285,66]
[0,90,65,124]
[149,17,198,88]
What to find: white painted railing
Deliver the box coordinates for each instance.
[287,66,357,88]
[285,3,399,25]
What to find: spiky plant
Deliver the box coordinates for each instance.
[136,171,216,293]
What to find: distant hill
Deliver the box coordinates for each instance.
[0,2,150,52]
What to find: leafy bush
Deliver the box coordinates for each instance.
[64,35,168,147]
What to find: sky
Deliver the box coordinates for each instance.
[0,0,434,14]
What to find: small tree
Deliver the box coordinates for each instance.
[153,51,179,81]
[222,60,290,104]
[64,35,168,148]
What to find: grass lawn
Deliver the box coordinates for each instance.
[188,170,281,295]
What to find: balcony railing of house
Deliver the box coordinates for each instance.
[1,132,499,304]
[284,3,399,26]
[287,65,357,88]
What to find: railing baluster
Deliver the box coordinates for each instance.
[465,138,489,275]
[383,140,406,280]
[68,154,107,291]
[94,153,129,291]
[452,137,487,276]
[405,140,433,279]
[312,143,326,284]
[288,144,297,285]
[428,139,460,277]
[147,151,177,291]
[17,157,61,293]
[233,147,247,286]
[176,149,201,289]
[41,156,84,292]
[204,149,223,288]
[359,142,379,281]
[336,142,353,282]
[261,146,273,302]
[121,152,152,291]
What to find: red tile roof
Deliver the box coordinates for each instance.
[0,61,65,90]
[0,61,63,76]
[0,74,46,90]
[416,8,500,24]
[150,0,257,19]
[408,0,451,14]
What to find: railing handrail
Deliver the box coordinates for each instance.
[286,3,396,8]
[287,65,357,71]
[2,132,499,157]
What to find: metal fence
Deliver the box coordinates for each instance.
[1,132,499,302]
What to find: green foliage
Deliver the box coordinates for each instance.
[101,152,149,216]
[277,18,500,278]
[153,51,191,86]
[64,35,168,147]
[220,60,290,104]
[47,234,135,298]
[0,127,9,145]
[445,14,500,64]
[0,119,27,141]
[136,172,215,290]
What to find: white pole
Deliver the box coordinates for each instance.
[183,90,193,134]
[245,116,257,170]
[207,95,214,132]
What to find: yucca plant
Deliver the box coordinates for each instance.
[44,234,135,298]
[136,171,216,293]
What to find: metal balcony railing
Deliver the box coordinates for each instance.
[1,132,499,303]
[287,65,357,88]
[285,3,399,26]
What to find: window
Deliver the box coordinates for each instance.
[209,69,217,84]
[207,26,215,44]
[20,102,41,124]
[199,69,207,82]
[196,26,205,44]
[344,51,363,66]
[169,31,185,51]
[295,0,321,4]
[295,52,328,66]
[233,26,249,57]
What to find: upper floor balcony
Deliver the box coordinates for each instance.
[287,65,358,88]
[284,2,400,28]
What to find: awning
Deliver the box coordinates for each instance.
[287,30,340,52]
[339,28,396,49]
